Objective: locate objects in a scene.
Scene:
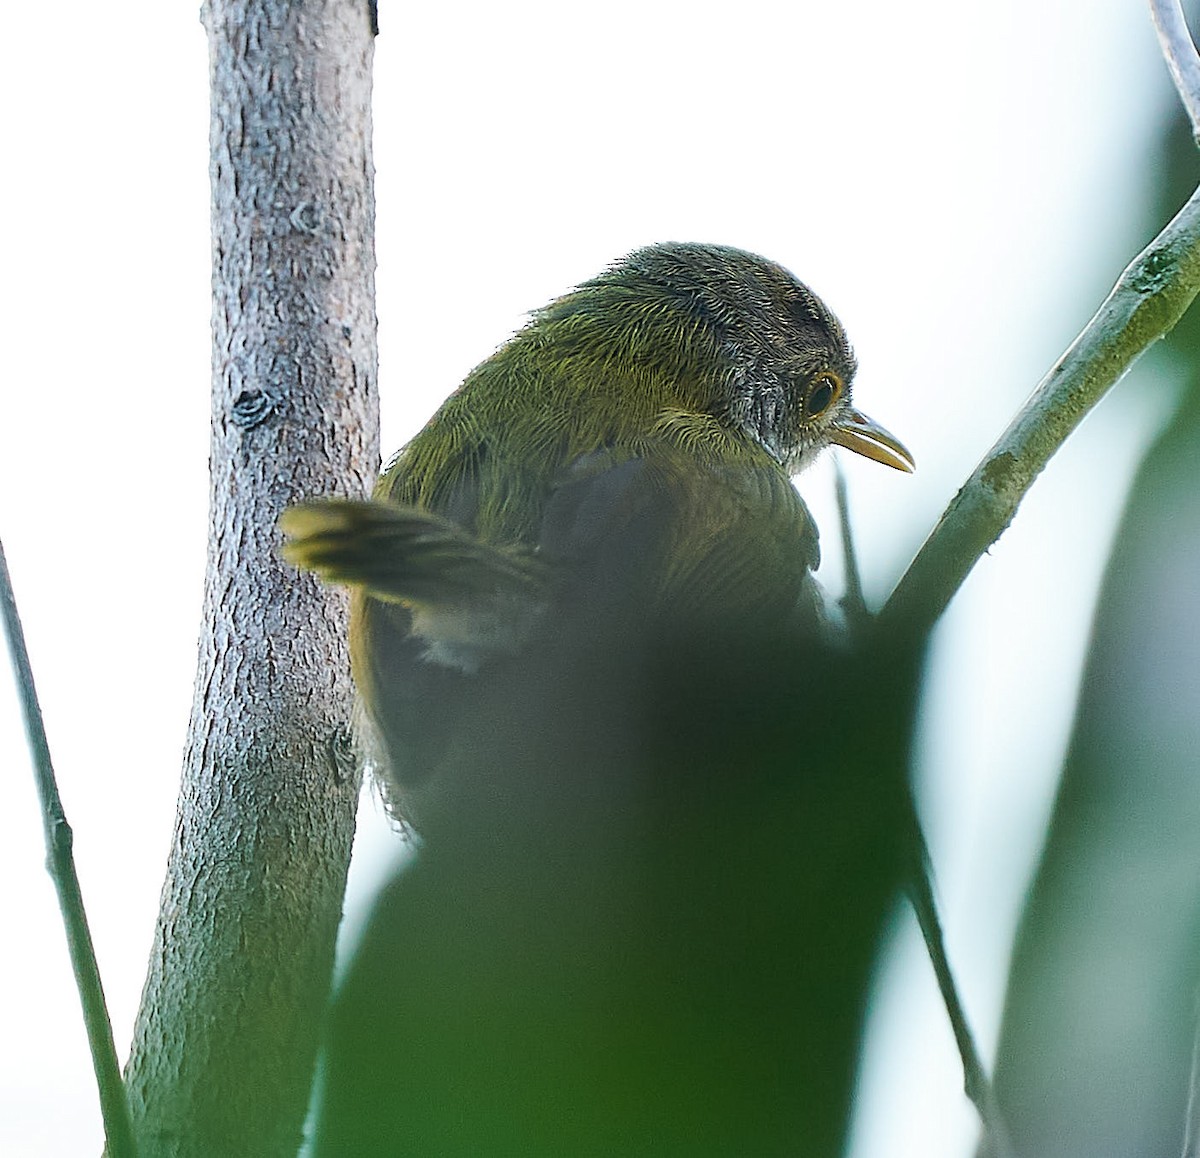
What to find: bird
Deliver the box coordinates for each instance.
[280,241,914,813]
[290,242,919,1156]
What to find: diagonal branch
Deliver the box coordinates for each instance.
[906,835,1017,1158]
[880,180,1200,636]
[1152,0,1200,142]
[836,468,1012,1150]
[0,539,137,1158]
[883,3,1200,636]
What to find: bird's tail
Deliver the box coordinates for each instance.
[279,499,547,604]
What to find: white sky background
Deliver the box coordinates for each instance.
[0,1,1184,1154]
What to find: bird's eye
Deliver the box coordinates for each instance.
[803,372,842,419]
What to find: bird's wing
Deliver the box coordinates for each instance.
[279,439,823,798]
[539,443,823,634]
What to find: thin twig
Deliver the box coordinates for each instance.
[1152,0,1200,142]
[906,831,1017,1158]
[833,460,869,628]
[879,180,1200,638]
[836,460,1011,1147]
[0,539,138,1158]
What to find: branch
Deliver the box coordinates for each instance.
[835,474,1011,1148]
[0,539,137,1158]
[121,3,377,1151]
[1152,0,1200,142]
[906,837,1016,1158]
[880,180,1200,636]
[834,461,869,628]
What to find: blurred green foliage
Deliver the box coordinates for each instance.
[990,110,1200,1157]
[311,610,921,1155]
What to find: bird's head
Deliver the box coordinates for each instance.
[612,242,915,475]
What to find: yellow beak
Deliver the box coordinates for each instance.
[829,408,915,472]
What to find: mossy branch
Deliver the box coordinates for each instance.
[0,539,137,1158]
[883,1,1200,636]
[881,180,1200,635]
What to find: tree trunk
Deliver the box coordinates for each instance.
[122,3,378,1154]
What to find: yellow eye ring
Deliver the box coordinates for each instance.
[803,372,843,420]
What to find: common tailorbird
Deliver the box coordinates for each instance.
[282,241,913,812]
[290,243,918,1156]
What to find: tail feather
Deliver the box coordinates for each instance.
[279,500,547,604]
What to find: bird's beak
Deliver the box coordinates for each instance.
[829,408,915,472]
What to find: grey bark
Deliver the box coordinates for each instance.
[122,3,378,1154]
